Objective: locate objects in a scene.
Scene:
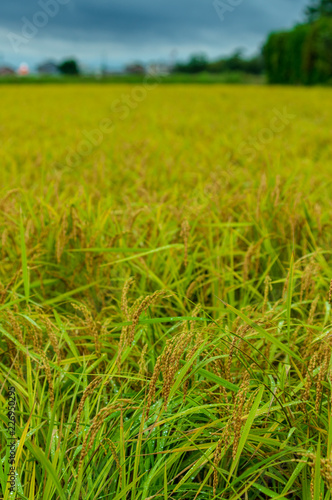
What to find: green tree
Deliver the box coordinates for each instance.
[58,59,80,75]
[263,17,332,84]
[305,0,332,22]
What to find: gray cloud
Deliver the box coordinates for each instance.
[0,0,309,69]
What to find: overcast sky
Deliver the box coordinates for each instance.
[0,0,309,70]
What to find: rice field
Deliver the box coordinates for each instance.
[1,83,332,499]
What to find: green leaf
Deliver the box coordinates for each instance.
[229,385,264,479]
[286,252,294,342]
[314,439,321,500]
[101,244,184,267]
[20,210,29,303]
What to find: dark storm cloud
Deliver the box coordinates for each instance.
[0,0,309,67]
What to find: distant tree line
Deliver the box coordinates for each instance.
[174,1,332,85]
[173,51,264,75]
[263,0,332,84]
[26,1,332,84]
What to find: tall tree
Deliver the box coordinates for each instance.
[305,0,332,22]
[58,59,80,75]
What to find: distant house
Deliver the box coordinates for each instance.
[18,63,29,76]
[0,66,15,76]
[147,63,171,76]
[37,61,59,75]
[125,63,145,75]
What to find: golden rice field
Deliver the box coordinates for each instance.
[1,84,332,499]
